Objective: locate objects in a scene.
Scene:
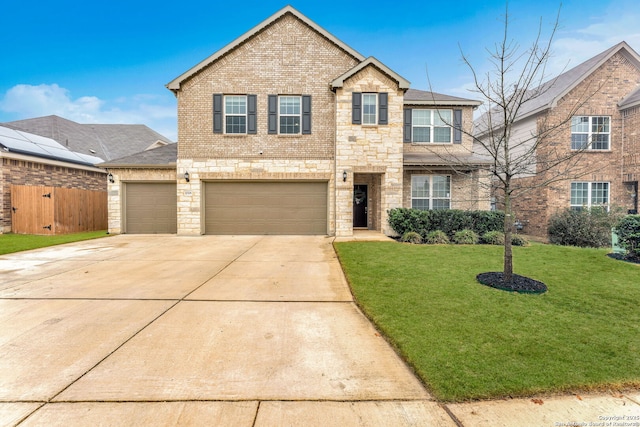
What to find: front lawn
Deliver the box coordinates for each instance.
[334,241,640,402]
[0,231,109,255]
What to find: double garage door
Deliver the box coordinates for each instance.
[204,181,327,235]
[125,181,327,235]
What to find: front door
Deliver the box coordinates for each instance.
[353,184,368,228]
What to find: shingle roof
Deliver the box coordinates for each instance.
[618,86,640,109]
[404,89,482,106]
[98,143,177,168]
[1,115,174,161]
[331,57,410,90]
[0,125,104,166]
[403,152,492,167]
[475,41,640,134]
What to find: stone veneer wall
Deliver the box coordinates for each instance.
[106,168,176,234]
[511,51,640,238]
[334,66,405,236]
[1,157,105,233]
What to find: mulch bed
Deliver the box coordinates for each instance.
[477,272,548,294]
[607,253,640,264]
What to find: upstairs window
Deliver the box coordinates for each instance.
[411,175,451,210]
[362,93,378,125]
[352,92,388,125]
[411,109,452,143]
[279,96,301,134]
[213,94,256,134]
[571,116,610,150]
[570,182,609,210]
[225,96,247,134]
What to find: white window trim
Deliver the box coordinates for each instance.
[571,116,611,150]
[412,109,453,144]
[411,175,452,210]
[278,95,301,135]
[570,181,610,210]
[224,95,247,134]
[362,93,377,125]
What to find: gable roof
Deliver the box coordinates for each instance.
[514,41,640,120]
[618,86,640,110]
[1,115,174,161]
[98,143,177,168]
[330,57,410,90]
[0,125,104,166]
[166,5,366,92]
[404,89,481,106]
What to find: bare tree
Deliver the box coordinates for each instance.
[431,5,604,285]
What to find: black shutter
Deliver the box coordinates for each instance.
[268,95,278,134]
[378,92,388,125]
[453,109,462,144]
[302,95,312,134]
[352,92,362,124]
[403,109,412,143]
[247,95,257,134]
[213,94,223,134]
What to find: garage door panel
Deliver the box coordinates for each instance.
[125,183,177,234]
[205,182,327,235]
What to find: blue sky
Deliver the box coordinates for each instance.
[1,0,639,142]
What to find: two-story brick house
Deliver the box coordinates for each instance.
[475,41,640,238]
[103,6,490,236]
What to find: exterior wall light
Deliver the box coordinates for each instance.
[107,172,114,183]
[184,171,190,182]
[342,170,347,182]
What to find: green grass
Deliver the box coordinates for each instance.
[0,231,110,255]
[334,241,640,402]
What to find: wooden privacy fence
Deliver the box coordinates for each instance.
[10,185,107,235]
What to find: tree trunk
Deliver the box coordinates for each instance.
[503,188,514,283]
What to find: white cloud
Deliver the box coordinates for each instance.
[0,84,177,141]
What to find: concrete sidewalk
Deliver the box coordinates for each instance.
[0,234,638,426]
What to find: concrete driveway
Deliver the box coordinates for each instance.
[0,235,453,426]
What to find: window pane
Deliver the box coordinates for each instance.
[432,176,450,198]
[412,199,430,210]
[591,182,608,205]
[411,176,429,198]
[571,116,589,133]
[225,96,246,114]
[571,134,588,150]
[592,134,609,150]
[432,199,450,210]
[226,116,246,134]
[279,116,300,134]
[434,110,452,126]
[413,127,430,143]
[279,96,300,115]
[433,127,451,143]
[571,182,588,207]
[363,94,377,124]
[412,110,431,126]
[592,116,609,133]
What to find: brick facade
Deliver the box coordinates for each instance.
[510,51,640,238]
[1,156,106,233]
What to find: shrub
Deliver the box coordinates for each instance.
[453,229,479,245]
[387,208,505,239]
[614,215,640,258]
[511,234,530,247]
[400,231,423,244]
[482,231,505,245]
[548,207,621,248]
[425,230,450,244]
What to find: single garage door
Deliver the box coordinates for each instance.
[205,181,327,235]
[125,183,177,234]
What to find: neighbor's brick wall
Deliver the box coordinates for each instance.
[511,51,640,238]
[0,157,105,233]
[106,168,176,234]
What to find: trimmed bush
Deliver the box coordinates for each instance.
[453,229,479,245]
[511,234,530,247]
[614,215,640,258]
[387,208,505,239]
[425,230,450,244]
[401,231,423,244]
[548,207,621,248]
[482,231,505,245]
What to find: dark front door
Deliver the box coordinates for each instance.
[353,185,368,228]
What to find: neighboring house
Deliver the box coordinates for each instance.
[105,6,491,236]
[475,41,640,238]
[2,115,173,161]
[0,125,105,233]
